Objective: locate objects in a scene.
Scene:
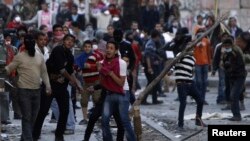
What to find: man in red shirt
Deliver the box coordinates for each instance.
[100,40,136,141]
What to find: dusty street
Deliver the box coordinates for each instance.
[1,83,250,141]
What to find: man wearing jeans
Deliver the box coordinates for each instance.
[5,34,51,141]
[100,40,136,141]
[194,29,211,105]
[212,32,231,104]
[172,51,206,129]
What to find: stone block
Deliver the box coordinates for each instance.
[218,0,240,9]
[241,0,250,8]
[200,0,215,9]
[239,9,250,17]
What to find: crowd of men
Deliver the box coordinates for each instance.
[1,0,250,141]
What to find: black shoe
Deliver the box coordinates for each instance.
[176,126,184,132]
[79,119,88,125]
[216,100,226,105]
[14,113,22,120]
[158,93,167,97]
[195,117,207,127]
[1,120,11,125]
[141,101,151,105]
[153,100,163,104]
[49,119,57,123]
[228,116,241,121]
[33,137,40,141]
[1,129,7,133]
[203,101,209,105]
[55,136,64,141]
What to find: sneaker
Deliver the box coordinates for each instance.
[228,116,241,121]
[49,119,57,123]
[79,119,88,125]
[64,129,74,135]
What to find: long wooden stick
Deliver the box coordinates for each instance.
[132,12,229,107]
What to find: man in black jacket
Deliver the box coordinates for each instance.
[33,34,79,141]
[113,29,136,104]
[69,4,85,31]
[222,38,246,121]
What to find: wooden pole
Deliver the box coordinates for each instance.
[132,12,229,140]
[214,0,218,18]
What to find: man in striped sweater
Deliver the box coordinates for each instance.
[172,51,207,130]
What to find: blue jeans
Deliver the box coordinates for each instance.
[102,90,136,141]
[195,65,208,101]
[217,68,225,102]
[230,77,245,118]
[52,85,75,130]
[18,88,40,141]
[177,82,203,127]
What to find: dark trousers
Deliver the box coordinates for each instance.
[143,71,159,103]
[33,82,69,139]
[230,77,245,118]
[19,88,41,141]
[84,90,124,141]
[225,75,245,104]
[127,73,135,104]
[177,81,203,127]
[10,87,22,117]
[225,74,231,102]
